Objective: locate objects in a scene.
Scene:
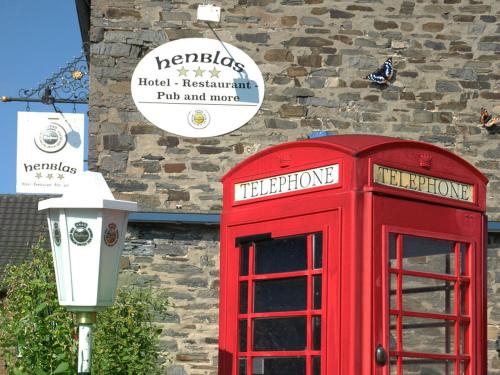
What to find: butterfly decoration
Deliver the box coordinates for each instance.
[366,57,394,85]
[480,107,500,130]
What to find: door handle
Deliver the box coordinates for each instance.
[375,345,387,366]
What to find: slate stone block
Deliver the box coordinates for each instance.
[287,67,308,77]
[196,146,229,154]
[265,118,298,129]
[191,162,220,172]
[225,15,260,24]
[166,29,202,40]
[131,160,161,173]
[236,33,270,44]
[453,15,475,22]
[105,7,141,20]
[298,54,322,67]
[281,16,297,26]
[305,28,330,35]
[285,37,333,47]
[176,278,209,288]
[300,17,324,26]
[326,55,342,66]
[264,49,294,62]
[374,20,398,30]
[480,15,496,23]
[283,87,315,97]
[103,134,135,151]
[281,0,303,5]
[478,42,500,52]
[333,35,353,45]
[400,1,415,15]
[330,9,355,19]
[311,7,328,15]
[480,92,500,100]
[346,5,373,11]
[413,111,434,123]
[109,179,148,192]
[279,104,307,118]
[307,77,326,88]
[447,68,477,81]
[158,136,180,147]
[301,119,322,128]
[436,80,461,92]
[300,97,337,108]
[424,40,446,50]
[422,22,444,32]
[161,12,191,21]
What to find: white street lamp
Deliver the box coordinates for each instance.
[38,171,137,374]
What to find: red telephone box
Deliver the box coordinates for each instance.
[218,135,487,375]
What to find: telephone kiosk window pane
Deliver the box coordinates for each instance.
[254,236,307,274]
[240,244,250,276]
[239,358,247,375]
[239,319,247,352]
[252,357,306,375]
[313,232,323,269]
[388,233,470,375]
[253,317,307,351]
[254,277,307,313]
[240,281,248,314]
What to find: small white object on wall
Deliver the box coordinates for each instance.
[197,4,221,22]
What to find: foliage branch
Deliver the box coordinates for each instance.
[0,238,170,375]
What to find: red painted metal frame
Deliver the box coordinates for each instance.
[375,198,484,375]
[220,135,487,375]
[237,234,323,375]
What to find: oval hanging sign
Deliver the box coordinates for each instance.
[131,38,265,138]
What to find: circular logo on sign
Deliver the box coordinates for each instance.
[34,123,67,153]
[131,38,265,137]
[188,109,210,130]
[69,221,93,246]
[53,222,61,246]
[103,223,119,247]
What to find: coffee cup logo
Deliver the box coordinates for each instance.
[69,221,93,246]
[34,123,67,153]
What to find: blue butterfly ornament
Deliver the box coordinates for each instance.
[366,57,394,84]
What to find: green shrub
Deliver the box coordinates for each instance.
[0,238,170,375]
[92,287,168,375]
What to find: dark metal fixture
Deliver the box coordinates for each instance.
[1,53,88,105]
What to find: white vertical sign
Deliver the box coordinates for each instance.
[17,112,84,194]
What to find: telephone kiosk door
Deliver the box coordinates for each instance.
[222,212,340,375]
[373,196,485,375]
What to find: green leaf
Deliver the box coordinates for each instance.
[53,362,70,374]
[35,302,47,314]
[35,368,48,375]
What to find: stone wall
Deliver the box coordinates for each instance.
[121,222,220,375]
[88,0,500,373]
[89,0,499,217]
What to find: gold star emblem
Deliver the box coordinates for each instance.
[46,173,53,180]
[35,172,42,179]
[194,67,205,77]
[209,67,220,78]
[177,66,188,77]
[57,174,64,180]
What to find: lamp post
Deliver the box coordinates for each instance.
[38,171,137,374]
